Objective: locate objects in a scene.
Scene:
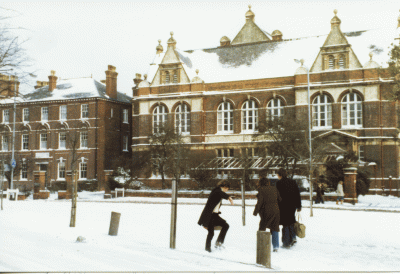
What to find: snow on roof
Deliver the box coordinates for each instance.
[147,27,396,85]
[23,78,132,103]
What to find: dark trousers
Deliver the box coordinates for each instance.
[316,195,324,204]
[206,213,229,249]
[282,223,296,247]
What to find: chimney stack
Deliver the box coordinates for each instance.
[133,73,142,87]
[105,65,118,99]
[48,70,58,92]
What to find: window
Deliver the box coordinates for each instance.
[60,105,67,120]
[40,133,47,150]
[312,94,332,128]
[328,55,335,69]
[22,134,29,150]
[23,108,29,122]
[175,104,190,134]
[41,107,48,121]
[59,132,66,149]
[165,71,170,84]
[267,98,284,120]
[123,109,129,123]
[217,102,233,133]
[173,71,178,83]
[359,145,365,161]
[3,109,9,123]
[339,55,345,69]
[2,136,8,151]
[153,105,167,134]
[123,135,128,151]
[80,132,88,148]
[242,147,258,158]
[21,162,28,180]
[81,104,89,118]
[342,93,362,128]
[242,100,258,132]
[79,162,87,179]
[217,148,234,158]
[58,162,66,179]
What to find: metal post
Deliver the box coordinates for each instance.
[256,231,271,268]
[1,159,4,210]
[10,75,17,191]
[241,178,245,226]
[170,178,177,249]
[306,62,313,217]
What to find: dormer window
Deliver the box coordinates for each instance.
[329,55,335,69]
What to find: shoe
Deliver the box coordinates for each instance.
[290,240,297,246]
[215,241,225,249]
[273,248,278,252]
[205,247,212,253]
[281,245,291,249]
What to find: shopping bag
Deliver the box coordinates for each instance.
[294,213,306,238]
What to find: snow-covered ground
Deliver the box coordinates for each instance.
[1,192,400,272]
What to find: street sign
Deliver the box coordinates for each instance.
[11,159,16,168]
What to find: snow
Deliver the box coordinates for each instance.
[1,192,400,271]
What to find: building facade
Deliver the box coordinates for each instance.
[132,7,400,191]
[0,65,132,193]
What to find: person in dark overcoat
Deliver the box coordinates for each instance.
[253,176,282,252]
[198,180,234,252]
[275,168,302,248]
[316,183,325,204]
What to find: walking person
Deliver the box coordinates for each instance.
[253,174,281,252]
[336,181,344,205]
[275,168,302,249]
[315,183,325,204]
[198,180,234,253]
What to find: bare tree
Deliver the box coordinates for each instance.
[68,131,82,227]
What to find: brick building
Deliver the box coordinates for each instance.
[132,7,400,192]
[0,65,132,193]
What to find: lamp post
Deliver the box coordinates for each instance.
[9,73,17,192]
[295,59,313,217]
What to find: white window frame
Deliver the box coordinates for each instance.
[217,102,233,133]
[59,132,66,149]
[81,104,89,119]
[312,94,332,129]
[60,105,67,121]
[267,98,284,120]
[2,135,8,151]
[40,133,47,150]
[217,148,234,158]
[123,109,129,123]
[241,100,258,133]
[123,135,128,151]
[22,134,29,150]
[80,131,88,148]
[41,107,49,122]
[58,161,66,180]
[23,108,29,122]
[175,104,190,135]
[153,105,167,134]
[79,162,87,179]
[20,161,28,180]
[342,93,362,128]
[3,109,9,123]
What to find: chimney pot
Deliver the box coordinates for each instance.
[48,70,58,92]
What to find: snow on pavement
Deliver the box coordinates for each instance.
[1,193,400,272]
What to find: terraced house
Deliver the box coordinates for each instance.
[0,66,132,195]
[132,6,400,192]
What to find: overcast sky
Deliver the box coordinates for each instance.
[1,1,399,95]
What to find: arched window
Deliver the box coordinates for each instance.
[329,55,335,69]
[217,102,233,133]
[312,94,332,128]
[267,98,284,120]
[342,93,362,128]
[165,71,170,84]
[153,105,167,134]
[175,103,190,134]
[339,55,345,69]
[242,100,258,132]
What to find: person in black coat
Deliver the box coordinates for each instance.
[198,180,234,252]
[316,183,325,204]
[275,168,302,248]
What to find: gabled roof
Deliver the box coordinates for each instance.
[23,78,132,103]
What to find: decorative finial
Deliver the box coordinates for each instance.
[300,59,305,66]
[144,74,147,80]
[158,39,161,44]
[170,31,174,37]
[248,4,252,10]
[196,69,199,75]
[51,70,56,76]
[369,52,373,60]
[334,9,338,15]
